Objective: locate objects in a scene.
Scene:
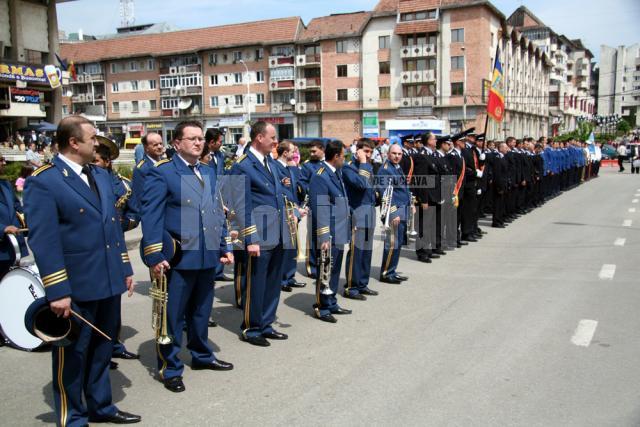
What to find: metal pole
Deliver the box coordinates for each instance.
[461,46,467,128]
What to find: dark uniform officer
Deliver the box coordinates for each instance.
[228,121,288,347]
[342,138,378,300]
[24,116,140,426]
[130,132,164,213]
[298,139,325,278]
[490,142,510,228]
[308,141,352,322]
[141,121,234,393]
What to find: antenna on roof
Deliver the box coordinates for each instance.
[119,0,135,28]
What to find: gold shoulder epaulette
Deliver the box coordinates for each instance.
[316,167,325,175]
[32,164,53,177]
[155,159,171,167]
[303,159,310,164]
[235,154,247,164]
[136,159,145,169]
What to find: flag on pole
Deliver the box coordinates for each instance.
[68,61,77,81]
[487,48,505,122]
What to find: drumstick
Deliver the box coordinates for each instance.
[70,309,112,341]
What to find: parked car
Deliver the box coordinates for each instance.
[601,144,617,159]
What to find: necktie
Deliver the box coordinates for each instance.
[189,164,204,187]
[263,157,271,174]
[81,165,99,197]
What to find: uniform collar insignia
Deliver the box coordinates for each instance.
[62,168,69,177]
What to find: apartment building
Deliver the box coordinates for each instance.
[508,6,595,136]
[60,0,554,143]
[598,44,640,127]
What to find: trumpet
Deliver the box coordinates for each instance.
[380,181,394,232]
[219,188,240,245]
[408,195,418,237]
[284,196,297,250]
[317,236,333,295]
[150,267,172,345]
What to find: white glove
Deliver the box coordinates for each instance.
[476,170,483,178]
[479,153,486,161]
[477,189,482,196]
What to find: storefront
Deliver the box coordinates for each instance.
[145,122,164,140]
[253,114,295,140]
[385,119,445,144]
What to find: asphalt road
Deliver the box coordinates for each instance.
[1,166,639,426]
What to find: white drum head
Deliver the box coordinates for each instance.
[0,268,45,350]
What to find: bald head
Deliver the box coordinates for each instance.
[388,143,403,165]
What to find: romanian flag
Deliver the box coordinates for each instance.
[487,48,505,122]
[68,61,77,81]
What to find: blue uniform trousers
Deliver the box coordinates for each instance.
[305,227,317,278]
[52,296,119,427]
[233,248,246,309]
[381,221,406,279]
[241,244,284,338]
[344,227,374,296]
[281,248,297,287]
[314,244,344,317]
[157,268,216,380]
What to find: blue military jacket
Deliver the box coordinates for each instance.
[228,151,286,249]
[342,161,376,229]
[377,160,411,221]
[131,154,156,212]
[141,156,229,270]
[111,171,139,232]
[24,157,132,302]
[298,159,323,201]
[309,162,351,246]
[0,179,28,261]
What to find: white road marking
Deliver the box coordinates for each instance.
[623,219,633,227]
[629,208,637,213]
[571,320,598,347]
[614,238,626,247]
[598,264,616,280]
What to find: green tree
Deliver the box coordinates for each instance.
[617,119,632,135]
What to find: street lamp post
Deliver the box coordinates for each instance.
[461,46,467,128]
[239,60,251,136]
[82,72,95,106]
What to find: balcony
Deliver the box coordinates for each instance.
[296,54,320,67]
[400,44,436,59]
[73,73,105,83]
[268,56,295,68]
[400,69,435,84]
[159,64,201,75]
[579,80,589,90]
[296,77,321,90]
[577,67,589,77]
[269,79,295,91]
[400,96,435,108]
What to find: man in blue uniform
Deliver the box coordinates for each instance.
[24,116,140,425]
[379,144,412,284]
[273,141,307,292]
[298,140,325,278]
[308,140,352,322]
[228,121,288,347]
[131,132,164,212]
[342,138,378,300]
[141,120,234,393]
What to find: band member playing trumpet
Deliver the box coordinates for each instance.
[378,144,413,284]
[141,121,234,393]
[308,141,352,323]
[298,140,325,278]
[24,116,140,425]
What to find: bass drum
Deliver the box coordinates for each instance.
[0,267,45,351]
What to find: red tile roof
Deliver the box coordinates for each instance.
[60,17,302,63]
[298,11,371,42]
[373,0,398,15]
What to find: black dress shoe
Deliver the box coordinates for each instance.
[343,292,366,301]
[242,335,270,347]
[112,350,140,360]
[281,285,293,292]
[163,377,185,393]
[458,241,469,246]
[90,410,141,424]
[492,223,506,228]
[380,276,402,284]
[110,361,119,370]
[418,255,432,263]
[462,237,478,243]
[208,319,218,327]
[360,288,379,296]
[192,359,234,371]
[289,281,306,288]
[331,307,352,315]
[317,313,337,323]
[433,249,446,255]
[263,331,288,340]
[216,274,233,282]
[395,274,408,281]
[429,253,440,259]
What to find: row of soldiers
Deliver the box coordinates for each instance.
[21,116,594,425]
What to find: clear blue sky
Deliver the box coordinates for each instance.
[58,0,639,61]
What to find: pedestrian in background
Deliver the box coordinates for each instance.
[617,143,627,172]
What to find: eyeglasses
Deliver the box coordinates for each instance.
[180,136,206,143]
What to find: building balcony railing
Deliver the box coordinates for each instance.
[296,77,321,90]
[71,93,107,103]
[295,101,321,114]
[160,86,203,97]
[400,96,435,108]
[296,54,321,67]
[159,64,201,75]
[268,56,295,68]
[270,102,295,114]
[74,73,105,83]
[269,79,295,91]
[401,69,436,84]
[400,44,436,59]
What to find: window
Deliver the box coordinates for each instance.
[112,102,119,113]
[210,96,219,107]
[110,63,117,74]
[400,9,436,21]
[209,53,218,65]
[129,61,138,72]
[379,61,390,74]
[256,93,265,105]
[379,35,391,49]
[131,80,139,91]
[111,82,119,93]
[255,48,264,61]
[210,75,219,86]
[337,65,348,77]
[451,56,465,70]
[147,59,155,70]
[234,51,243,62]
[336,40,347,53]
[149,100,157,110]
[149,80,157,90]
[256,71,265,82]
[235,94,244,105]
[161,98,179,110]
[234,73,243,84]
[451,82,464,96]
[62,105,68,115]
[131,101,139,113]
[379,87,390,100]
[337,89,348,101]
[451,29,464,43]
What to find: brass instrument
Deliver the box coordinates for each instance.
[317,236,333,295]
[408,195,418,237]
[150,267,172,345]
[219,188,240,245]
[115,175,132,210]
[380,181,394,232]
[284,196,297,249]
